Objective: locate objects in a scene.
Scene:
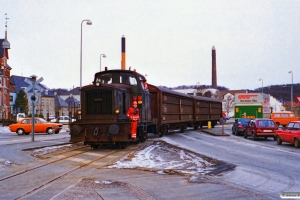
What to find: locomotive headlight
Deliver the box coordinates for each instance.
[77,109,82,115]
[115,109,120,114]
[96,82,100,86]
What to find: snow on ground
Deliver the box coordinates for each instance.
[1,126,233,176]
[0,126,10,133]
[107,141,223,175]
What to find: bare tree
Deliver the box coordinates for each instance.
[222,93,235,116]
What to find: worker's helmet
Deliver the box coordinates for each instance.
[132,101,137,106]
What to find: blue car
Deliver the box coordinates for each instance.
[232,118,251,135]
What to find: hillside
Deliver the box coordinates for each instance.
[251,84,300,103]
[167,84,300,103]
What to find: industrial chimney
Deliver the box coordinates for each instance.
[212,46,217,88]
[121,36,126,70]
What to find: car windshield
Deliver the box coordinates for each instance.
[257,120,276,127]
[238,118,251,125]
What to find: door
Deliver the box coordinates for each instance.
[282,122,294,142]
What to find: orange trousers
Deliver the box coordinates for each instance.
[130,121,138,138]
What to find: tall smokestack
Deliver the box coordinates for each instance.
[212,46,217,88]
[121,35,126,70]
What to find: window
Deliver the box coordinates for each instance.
[287,123,294,130]
[10,96,13,102]
[294,123,300,130]
[22,119,30,124]
[120,73,137,85]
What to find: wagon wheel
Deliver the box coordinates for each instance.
[194,124,199,130]
[159,126,167,137]
[180,125,184,133]
[294,138,300,148]
[276,136,282,145]
[139,129,146,143]
[16,128,24,135]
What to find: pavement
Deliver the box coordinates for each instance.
[200,122,232,136]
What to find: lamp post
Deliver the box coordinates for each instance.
[80,19,92,89]
[259,78,263,94]
[100,54,106,71]
[289,71,293,111]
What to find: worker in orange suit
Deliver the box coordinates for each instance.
[127,101,140,139]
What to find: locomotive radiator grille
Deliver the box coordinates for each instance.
[86,90,112,114]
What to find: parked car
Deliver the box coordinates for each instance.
[275,121,300,148]
[8,118,63,135]
[232,118,251,135]
[48,115,56,121]
[50,116,75,124]
[244,119,278,140]
[270,111,299,127]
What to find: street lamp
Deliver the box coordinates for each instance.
[100,54,106,71]
[80,19,92,89]
[289,71,293,111]
[259,78,263,94]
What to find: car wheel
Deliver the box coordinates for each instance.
[16,128,24,135]
[273,136,276,141]
[47,128,54,134]
[244,131,247,139]
[294,138,300,148]
[252,133,257,141]
[232,128,235,134]
[276,136,282,145]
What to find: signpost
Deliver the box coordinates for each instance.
[25,76,44,142]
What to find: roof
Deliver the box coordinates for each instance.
[54,95,68,107]
[51,88,69,95]
[61,87,80,96]
[10,75,55,97]
[65,95,80,106]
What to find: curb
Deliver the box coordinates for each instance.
[200,129,230,136]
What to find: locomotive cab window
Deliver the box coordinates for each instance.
[95,73,112,84]
[120,73,137,86]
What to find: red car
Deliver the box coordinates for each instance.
[275,121,300,148]
[244,119,278,140]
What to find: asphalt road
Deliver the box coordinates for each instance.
[0,124,299,199]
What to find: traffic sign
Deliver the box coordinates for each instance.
[24,77,44,93]
[24,76,44,142]
[296,96,300,103]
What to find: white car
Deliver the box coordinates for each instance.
[50,116,75,124]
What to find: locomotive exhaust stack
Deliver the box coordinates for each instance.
[121,35,126,70]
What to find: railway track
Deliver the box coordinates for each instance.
[0,144,137,200]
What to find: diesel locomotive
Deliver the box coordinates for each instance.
[70,68,222,149]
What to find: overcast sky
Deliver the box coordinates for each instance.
[2,0,300,90]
